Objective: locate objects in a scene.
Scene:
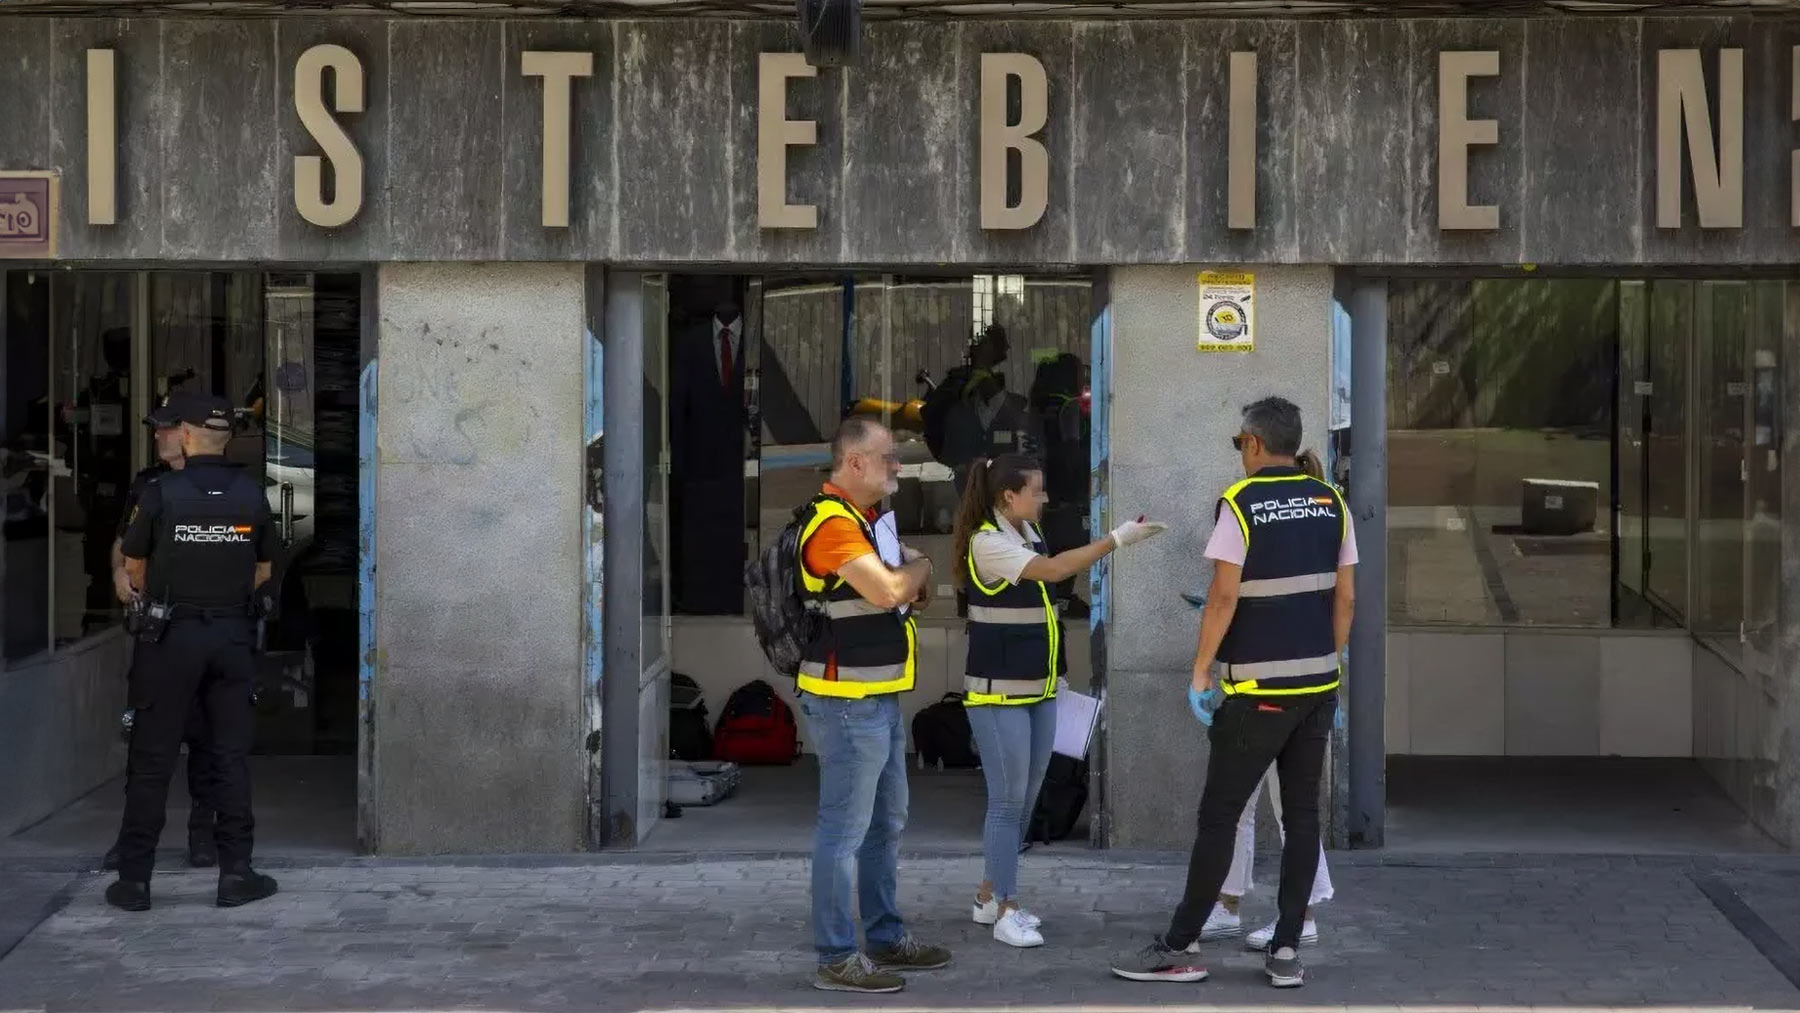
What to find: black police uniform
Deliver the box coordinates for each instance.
[109,395,279,910]
[102,456,219,872]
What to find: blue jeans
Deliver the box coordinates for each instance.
[965,697,1057,901]
[799,692,909,964]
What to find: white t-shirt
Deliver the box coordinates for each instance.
[969,512,1043,588]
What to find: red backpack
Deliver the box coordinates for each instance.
[711,680,801,765]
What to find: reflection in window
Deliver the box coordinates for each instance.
[1388,279,1616,627]
[667,272,1093,622]
[3,271,53,661]
[1387,276,1784,667]
[56,275,137,643]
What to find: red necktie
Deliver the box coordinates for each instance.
[719,329,734,389]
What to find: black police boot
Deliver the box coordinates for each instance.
[187,821,218,869]
[216,867,279,908]
[104,879,151,912]
[101,842,122,871]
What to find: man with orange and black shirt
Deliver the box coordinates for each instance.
[793,418,951,994]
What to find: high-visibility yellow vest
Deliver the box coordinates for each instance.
[1215,468,1345,698]
[962,517,1062,707]
[795,495,917,699]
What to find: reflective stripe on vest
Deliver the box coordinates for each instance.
[1238,572,1336,598]
[1215,470,1344,699]
[963,517,1061,707]
[795,494,916,699]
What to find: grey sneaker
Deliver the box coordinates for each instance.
[1110,937,1210,983]
[814,954,904,993]
[1265,945,1305,988]
[868,934,952,971]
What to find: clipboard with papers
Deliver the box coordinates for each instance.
[873,511,908,615]
[1053,685,1101,759]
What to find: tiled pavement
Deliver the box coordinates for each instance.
[1,852,1798,1011]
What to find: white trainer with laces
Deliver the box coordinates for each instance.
[1189,903,1241,948]
[1246,919,1319,950]
[972,897,1041,929]
[993,908,1045,948]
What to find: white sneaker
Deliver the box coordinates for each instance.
[1188,903,1241,949]
[993,908,1045,948]
[972,897,1041,928]
[1246,919,1319,950]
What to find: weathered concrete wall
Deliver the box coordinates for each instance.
[4,16,1800,265]
[1104,265,1333,849]
[372,263,586,854]
[0,632,131,837]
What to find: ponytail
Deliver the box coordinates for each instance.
[950,454,1040,588]
[1296,449,1325,481]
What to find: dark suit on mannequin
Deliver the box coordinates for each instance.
[669,300,749,615]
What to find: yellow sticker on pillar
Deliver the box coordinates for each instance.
[1197,271,1254,353]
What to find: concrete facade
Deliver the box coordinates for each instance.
[1103,265,1335,848]
[0,632,131,837]
[3,16,1800,265]
[372,263,587,854]
[2,11,1797,855]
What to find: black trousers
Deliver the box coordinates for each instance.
[1164,691,1336,953]
[116,618,258,882]
[119,645,216,835]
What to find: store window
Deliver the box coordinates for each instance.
[665,272,1094,621]
[1388,278,1617,627]
[1387,275,1785,673]
[1,270,275,666]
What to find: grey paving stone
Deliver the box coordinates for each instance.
[0,855,1795,1011]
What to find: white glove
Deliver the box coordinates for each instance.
[1109,519,1167,549]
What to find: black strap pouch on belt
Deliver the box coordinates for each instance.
[136,601,172,644]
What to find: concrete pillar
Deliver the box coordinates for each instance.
[1103,265,1334,849]
[371,263,587,854]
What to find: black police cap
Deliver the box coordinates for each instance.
[149,390,234,431]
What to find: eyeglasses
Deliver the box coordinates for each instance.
[859,449,902,464]
[1231,434,1252,452]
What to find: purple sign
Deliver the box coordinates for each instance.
[0,173,59,259]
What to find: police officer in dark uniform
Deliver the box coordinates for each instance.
[108,391,279,911]
[101,395,217,872]
[1111,396,1356,990]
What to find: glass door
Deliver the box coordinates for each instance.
[1744,284,1784,682]
[1694,282,1749,651]
[1615,280,1648,620]
[638,273,671,838]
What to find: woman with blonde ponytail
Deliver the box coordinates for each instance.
[951,453,1165,947]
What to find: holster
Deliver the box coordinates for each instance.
[136,601,172,644]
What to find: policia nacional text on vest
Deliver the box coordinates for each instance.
[1215,466,1346,698]
[795,495,918,698]
[963,518,1063,707]
[148,469,267,617]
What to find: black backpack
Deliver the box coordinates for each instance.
[668,673,712,762]
[744,497,840,677]
[911,694,979,768]
[1027,754,1089,843]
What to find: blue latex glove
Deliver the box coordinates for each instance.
[1188,686,1221,726]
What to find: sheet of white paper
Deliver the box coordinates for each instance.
[872,511,908,616]
[873,511,901,567]
[1053,687,1101,759]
